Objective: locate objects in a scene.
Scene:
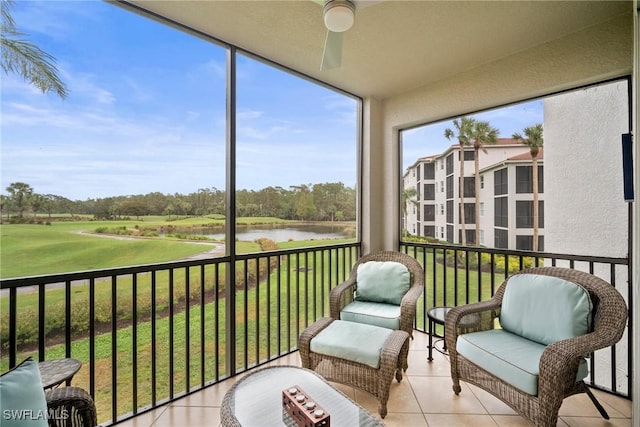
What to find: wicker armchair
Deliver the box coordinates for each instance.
[445,267,628,427]
[329,251,424,337]
[46,386,97,427]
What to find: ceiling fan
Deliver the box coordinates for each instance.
[320,0,356,70]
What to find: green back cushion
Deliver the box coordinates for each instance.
[355,261,410,305]
[500,274,593,345]
[0,357,49,427]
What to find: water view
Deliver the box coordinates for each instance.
[197,224,351,242]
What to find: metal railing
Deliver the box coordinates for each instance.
[0,243,361,425]
[1,241,631,425]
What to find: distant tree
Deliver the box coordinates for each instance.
[513,123,544,251]
[293,184,317,220]
[1,0,69,98]
[29,193,46,218]
[6,182,33,218]
[0,194,10,220]
[469,120,499,245]
[445,117,475,245]
[163,203,175,219]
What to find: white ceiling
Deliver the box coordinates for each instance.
[125,0,630,99]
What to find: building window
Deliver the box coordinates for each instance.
[424,204,435,221]
[440,204,444,215]
[480,175,484,189]
[446,175,454,198]
[516,165,544,194]
[446,200,454,223]
[459,229,476,244]
[463,150,475,161]
[440,181,444,193]
[480,202,485,216]
[446,153,454,174]
[424,183,435,200]
[495,197,508,227]
[516,200,544,228]
[516,166,532,193]
[480,230,485,245]
[440,227,445,238]
[494,228,508,249]
[424,162,435,179]
[494,168,508,195]
[424,225,435,237]
[440,159,444,170]
[463,176,475,198]
[516,235,533,250]
[460,202,475,224]
[447,225,454,242]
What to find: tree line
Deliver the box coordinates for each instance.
[1,182,357,222]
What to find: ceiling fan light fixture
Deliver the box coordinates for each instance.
[323,0,355,33]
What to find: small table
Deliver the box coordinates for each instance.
[220,365,383,427]
[427,306,452,361]
[38,358,81,390]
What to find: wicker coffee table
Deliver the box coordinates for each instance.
[220,365,384,427]
[38,358,82,390]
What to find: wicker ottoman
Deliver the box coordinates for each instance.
[298,317,410,418]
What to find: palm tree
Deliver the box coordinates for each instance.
[513,123,544,251]
[445,117,475,245]
[6,181,33,218]
[469,120,499,245]
[1,0,68,98]
[402,187,418,233]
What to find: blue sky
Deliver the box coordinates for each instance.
[1,1,542,201]
[1,1,357,200]
[402,100,544,171]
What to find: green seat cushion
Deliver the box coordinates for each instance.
[340,300,401,330]
[457,329,588,396]
[0,357,49,427]
[355,261,410,305]
[500,274,593,345]
[310,320,393,368]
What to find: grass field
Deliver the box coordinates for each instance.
[0,216,347,279]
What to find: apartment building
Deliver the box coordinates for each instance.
[403,138,544,250]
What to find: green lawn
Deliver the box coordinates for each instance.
[0,221,211,278]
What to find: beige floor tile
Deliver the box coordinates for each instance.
[381,412,429,427]
[409,376,487,414]
[171,379,234,407]
[385,379,422,413]
[590,389,633,418]
[114,408,167,427]
[490,414,535,427]
[560,416,632,427]
[328,381,356,400]
[410,331,431,350]
[558,392,627,419]
[467,384,518,415]
[407,349,451,377]
[425,413,498,426]
[353,387,382,417]
[150,405,221,427]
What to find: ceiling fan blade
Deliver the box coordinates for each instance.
[321,30,343,70]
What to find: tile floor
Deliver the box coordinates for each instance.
[115,332,632,426]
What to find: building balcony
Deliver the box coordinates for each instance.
[0,243,631,426]
[115,332,632,427]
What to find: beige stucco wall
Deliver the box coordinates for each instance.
[363,13,633,252]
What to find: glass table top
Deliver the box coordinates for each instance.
[224,366,384,427]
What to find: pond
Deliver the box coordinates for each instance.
[188,223,352,242]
